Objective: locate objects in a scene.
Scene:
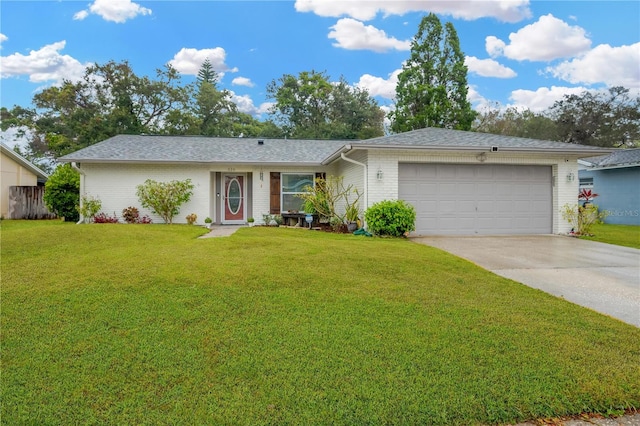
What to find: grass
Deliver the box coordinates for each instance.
[580,223,640,249]
[2,220,639,425]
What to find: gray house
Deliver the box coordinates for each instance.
[579,148,640,225]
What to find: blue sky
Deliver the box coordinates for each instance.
[1,0,639,125]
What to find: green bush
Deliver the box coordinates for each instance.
[561,203,609,236]
[77,195,102,223]
[365,200,416,237]
[136,179,194,224]
[43,164,80,222]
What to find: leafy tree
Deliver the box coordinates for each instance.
[136,179,194,224]
[549,86,640,147]
[5,60,190,159]
[43,164,80,222]
[267,71,383,139]
[473,105,559,141]
[390,13,475,132]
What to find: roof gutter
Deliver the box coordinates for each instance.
[340,151,368,221]
[71,162,86,224]
[345,143,614,157]
[322,144,353,165]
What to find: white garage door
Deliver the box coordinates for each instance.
[399,164,552,235]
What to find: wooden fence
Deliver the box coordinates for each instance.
[8,186,57,219]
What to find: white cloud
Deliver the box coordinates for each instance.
[0,40,87,84]
[295,0,531,23]
[232,77,255,87]
[328,18,410,52]
[73,10,89,21]
[465,56,516,78]
[0,33,7,44]
[547,42,640,89]
[168,47,238,77]
[74,0,151,23]
[508,86,591,112]
[467,85,492,110]
[229,92,271,116]
[488,14,591,61]
[355,69,401,100]
[485,36,506,58]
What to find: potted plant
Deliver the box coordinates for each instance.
[247,217,255,227]
[204,217,212,228]
[345,202,360,232]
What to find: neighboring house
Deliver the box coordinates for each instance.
[0,143,50,219]
[59,128,611,235]
[578,148,640,225]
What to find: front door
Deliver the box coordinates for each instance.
[223,174,245,223]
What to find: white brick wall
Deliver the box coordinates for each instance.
[81,163,337,224]
[80,150,580,233]
[350,149,581,234]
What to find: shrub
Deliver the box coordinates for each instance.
[122,206,140,224]
[43,164,80,222]
[136,179,194,224]
[561,203,608,236]
[365,200,416,237]
[138,215,153,224]
[77,195,102,223]
[93,212,119,223]
[186,213,197,225]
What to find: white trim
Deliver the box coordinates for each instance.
[280,172,314,214]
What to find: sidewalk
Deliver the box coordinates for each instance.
[198,225,244,238]
[514,413,639,425]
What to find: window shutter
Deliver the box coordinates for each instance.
[270,172,281,214]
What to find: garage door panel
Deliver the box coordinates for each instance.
[399,163,552,235]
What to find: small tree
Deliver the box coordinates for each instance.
[43,164,80,222]
[562,203,608,236]
[77,195,102,223]
[136,179,194,224]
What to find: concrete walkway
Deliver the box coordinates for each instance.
[199,225,245,238]
[412,235,640,327]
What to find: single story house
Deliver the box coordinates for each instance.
[578,148,640,225]
[59,128,611,235]
[1,143,50,219]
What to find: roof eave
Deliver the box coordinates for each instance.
[346,144,614,156]
[62,158,327,168]
[0,143,49,179]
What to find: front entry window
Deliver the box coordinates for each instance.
[281,173,314,212]
[227,178,242,214]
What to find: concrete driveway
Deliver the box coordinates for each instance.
[412,235,640,327]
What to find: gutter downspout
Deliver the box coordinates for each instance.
[340,152,368,224]
[71,162,85,224]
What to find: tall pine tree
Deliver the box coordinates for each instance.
[390,13,475,132]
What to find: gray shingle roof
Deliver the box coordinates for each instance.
[60,135,347,164]
[352,127,612,153]
[580,148,640,168]
[60,128,612,165]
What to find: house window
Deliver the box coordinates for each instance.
[579,177,594,190]
[281,173,314,212]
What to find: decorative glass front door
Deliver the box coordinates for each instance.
[223,175,244,222]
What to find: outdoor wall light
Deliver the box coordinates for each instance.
[476,152,487,162]
[566,172,575,182]
[376,169,384,181]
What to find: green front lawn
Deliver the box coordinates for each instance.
[581,223,640,249]
[2,220,639,425]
